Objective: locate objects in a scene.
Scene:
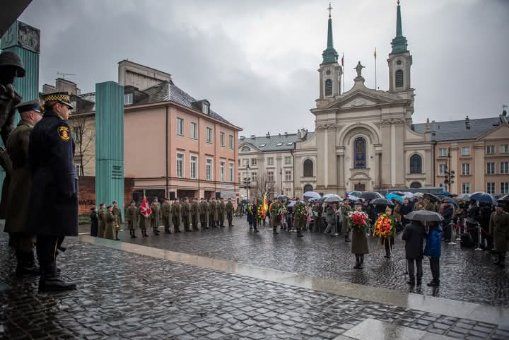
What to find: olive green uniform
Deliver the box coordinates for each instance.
[181,201,191,231]
[162,200,172,233]
[209,200,216,228]
[199,200,209,229]
[150,201,161,234]
[218,200,226,227]
[171,201,181,232]
[226,201,234,227]
[127,205,138,238]
[190,200,199,231]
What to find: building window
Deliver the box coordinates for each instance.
[486,145,495,154]
[285,170,292,181]
[461,163,470,176]
[243,159,249,167]
[284,156,292,165]
[202,101,209,115]
[267,157,274,166]
[486,162,496,175]
[439,163,447,175]
[501,161,509,174]
[220,132,225,147]
[501,182,509,195]
[354,137,366,169]
[206,127,213,143]
[229,135,234,149]
[124,93,133,105]
[303,184,313,193]
[251,172,257,182]
[410,181,422,189]
[176,118,184,136]
[267,171,274,183]
[324,79,332,96]
[176,153,184,178]
[439,148,448,157]
[461,147,470,156]
[303,159,313,177]
[487,182,496,194]
[229,162,234,182]
[395,70,404,88]
[500,144,509,154]
[409,154,422,174]
[190,122,198,139]
[462,183,470,194]
[206,159,213,181]
[190,155,197,179]
[220,161,225,181]
[251,158,257,166]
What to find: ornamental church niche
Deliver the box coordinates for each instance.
[395,69,404,88]
[353,137,367,169]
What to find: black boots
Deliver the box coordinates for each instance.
[15,251,40,277]
[39,264,76,293]
[354,255,363,269]
[130,229,137,238]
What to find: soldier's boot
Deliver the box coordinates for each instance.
[39,264,76,293]
[16,251,40,277]
[153,227,160,236]
[142,228,148,237]
[273,226,279,234]
[353,255,361,269]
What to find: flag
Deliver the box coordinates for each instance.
[260,193,269,219]
[374,48,377,59]
[341,53,344,66]
[140,196,152,218]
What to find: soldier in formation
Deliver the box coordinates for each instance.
[127,201,138,238]
[209,198,216,228]
[150,197,161,235]
[162,197,172,233]
[112,201,122,240]
[190,198,199,231]
[181,198,191,231]
[218,198,225,227]
[199,198,209,229]
[171,199,181,232]
[226,198,234,227]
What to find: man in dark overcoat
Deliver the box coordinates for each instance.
[26,92,77,292]
[402,219,426,286]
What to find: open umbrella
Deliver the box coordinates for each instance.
[470,192,496,205]
[413,192,424,198]
[348,191,363,198]
[386,193,404,203]
[456,193,470,201]
[403,192,415,199]
[370,198,394,206]
[303,191,321,200]
[346,194,360,202]
[324,194,342,203]
[276,194,288,201]
[309,197,321,203]
[441,197,458,208]
[359,191,383,201]
[405,210,443,222]
[287,200,296,208]
[423,193,441,202]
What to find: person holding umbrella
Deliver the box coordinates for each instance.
[402,217,426,286]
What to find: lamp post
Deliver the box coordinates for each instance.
[243,164,251,201]
[443,149,455,193]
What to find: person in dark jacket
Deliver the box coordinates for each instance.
[90,207,98,237]
[26,92,77,292]
[400,199,413,227]
[440,200,454,243]
[424,222,442,287]
[402,220,426,286]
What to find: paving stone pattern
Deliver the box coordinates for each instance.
[0,234,506,339]
[108,217,509,307]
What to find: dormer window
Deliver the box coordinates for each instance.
[124,93,133,105]
[202,101,210,115]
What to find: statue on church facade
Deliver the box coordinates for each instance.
[355,61,365,78]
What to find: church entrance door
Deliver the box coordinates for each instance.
[354,183,366,191]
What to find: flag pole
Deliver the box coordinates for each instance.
[374,48,377,90]
[341,53,345,94]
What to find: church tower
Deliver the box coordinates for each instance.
[388,1,412,93]
[318,3,342,101]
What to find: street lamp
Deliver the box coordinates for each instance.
[443,149,455,193]
[243,164,251,201]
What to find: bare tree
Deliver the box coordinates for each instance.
[70,114,95,176]
[252,172,275,199]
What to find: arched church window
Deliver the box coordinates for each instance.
[410,181,422,189]
[303,184,313,193]
[303,159,314,177]
[395,70,404,88]
[324,79,332,96]
[353,137,366,169]
[410,154,422,174]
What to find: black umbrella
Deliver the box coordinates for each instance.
[423,193,441,202]
[277,194,289,201]
[370,198,394,206]
[470,192,496,205]
[441,197,458,208]
[359,192,383,201]
[405,210,443,222]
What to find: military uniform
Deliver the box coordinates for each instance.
[162,200,172,233]
[171,200,181,232]
[104,209,115,240]
[269,201,283,234]
[26,92,77,292]
[98,206,107,238]
[218,199,226,227]
[150,200,161,235]
[209,200,216,228]
[181,200,191,231]
[190,200,199,231]
[112,204,122,240]
[226,200,234,227]
[4,100,40,276]
[138,207,149,237]
[489,209,509,267]
[214,200,221,227]
[199,199,209,229]
[127,204,138,238]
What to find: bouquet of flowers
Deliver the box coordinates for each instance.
[294,202,307,222]
[348,211,368,230]
[373,213,395,238]
[257,204,266,220]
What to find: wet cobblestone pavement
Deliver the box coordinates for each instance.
[108,217,509,307]
[1,233,508,339]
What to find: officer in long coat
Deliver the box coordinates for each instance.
[162,197,172,233]
[138,205,149,237]
[218,198,226,227]
[190,198,199,231]
[489,201,509,268]
[214,198,221,227]
[4,100,42,276]
[104,205,115,240]
[112,200,122,240]
[209,198,216,228]
[126,201,138,238]
[171,199,181,232]
[226,198,234,227]
[97,203,106,238]
[150,197,161,235]
[181,198,191,232]
[199,198,208,229]
[26,92,77,292]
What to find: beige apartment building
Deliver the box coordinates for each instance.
[46,60,241,202]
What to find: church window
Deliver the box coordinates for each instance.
[410,181,422,189]
[409,154,422,174]
[303,184,313,193]
[325,79,332,96]
[353,137,367,169]
[303,159,313,177]
[395,70,404,88]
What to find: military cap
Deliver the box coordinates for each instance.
[16,99,42,114]
[0,51,25,77]
[42,92,74,109]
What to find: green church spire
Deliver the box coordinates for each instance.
[322,3,338,64]
[391,0,408,54]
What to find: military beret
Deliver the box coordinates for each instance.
[16,99,42,114]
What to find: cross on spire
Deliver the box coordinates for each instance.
[327,2,333,18]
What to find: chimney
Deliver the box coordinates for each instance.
[56,78,79,96]
[266,132,270,138]
[239,136,245,141]
[284,132,288,137]
[465,116,471,130]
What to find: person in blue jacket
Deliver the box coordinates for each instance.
[424,222,442,287]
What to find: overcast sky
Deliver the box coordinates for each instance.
[19,0,509,135]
